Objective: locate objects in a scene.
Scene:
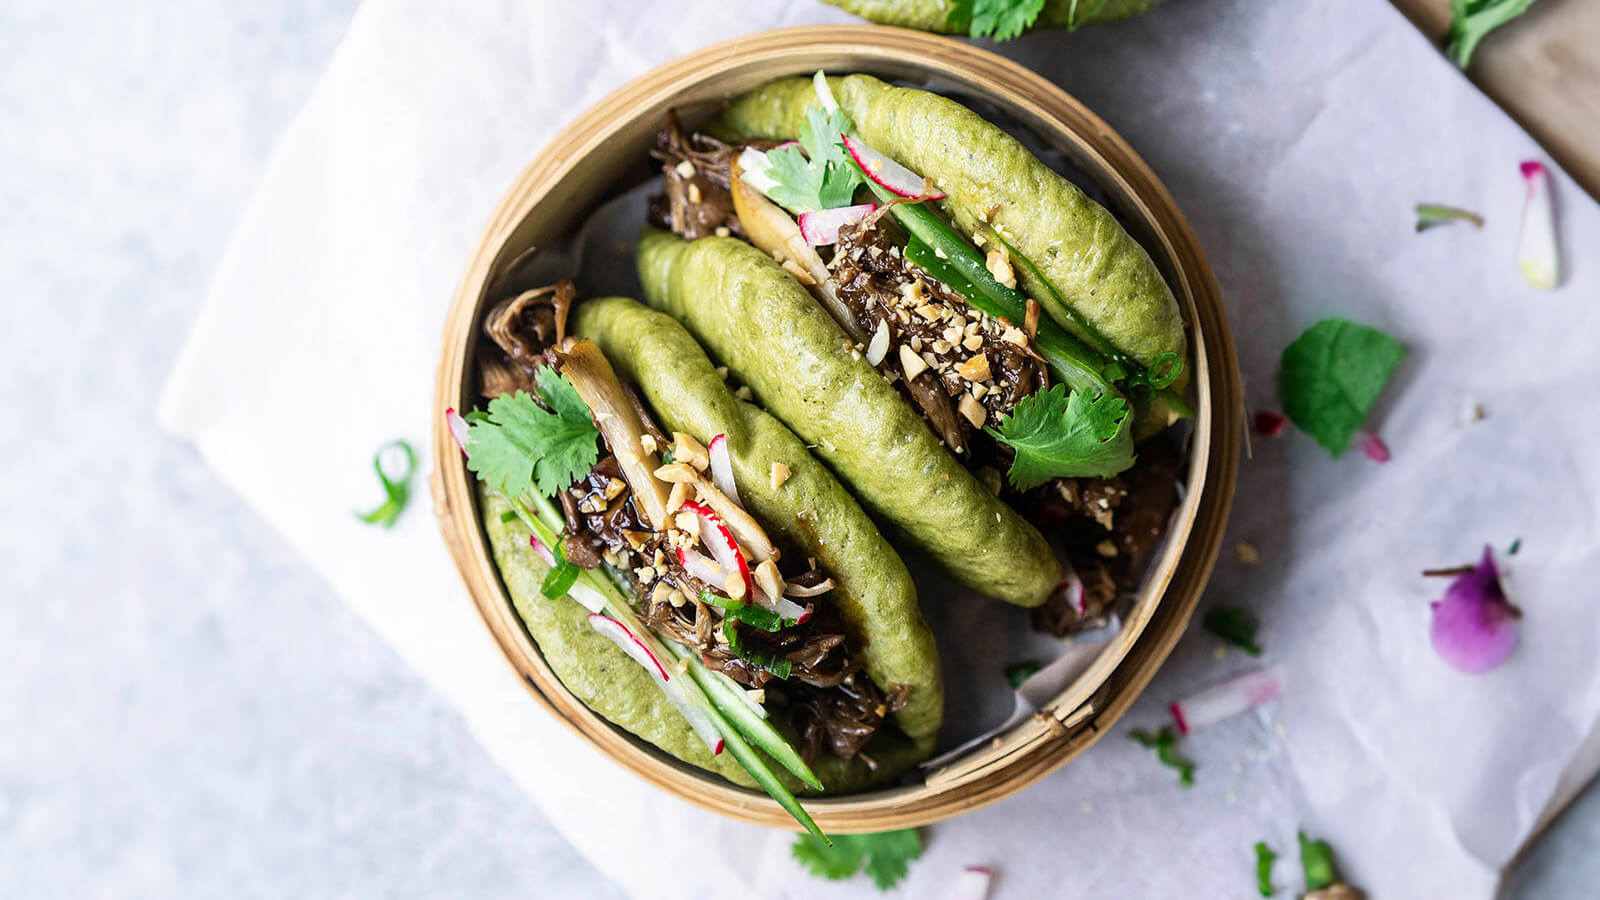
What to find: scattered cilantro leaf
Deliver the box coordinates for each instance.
[355,439,415,528]
[1203,606,1263,656]
[465,369,601,499]
[1130,726,1195,787]
[792,829,923,890]
[1006,660,1042,689]
[1254,841,1278,897]
[1508,537,1522,555]
[1277,318,1406,457]
[761,106,862,213]
[1298,832,1339,891]
[988,385,1135,488]
[1415,203,1484,232]
[1445,0,1536,68]
[952,0,1047,40]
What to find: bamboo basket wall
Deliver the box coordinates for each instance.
[431,26,1242,833]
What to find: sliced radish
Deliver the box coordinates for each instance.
[566,579,607,615]
[1518,160,1559,290]
[865,318,890,367]
[1054,571,1086,617]
[445,407,471,455]
[587,613,670,682]
[1359,431,1391,463]
[945,866,994,900]
[707,434,741,506]
[842,133,945,200]
[1168,667,1283,735]
[812,70,838,113]
[675,545,729,589]
[754,580,809,621]
[737,146,779,195]
[797,203,877,246]
[527,534,556,567]
[1252,410,1287,438]
[682,500,753,597]
[783,577,835,599]
[662,676,725,755]
[692,480,777,563]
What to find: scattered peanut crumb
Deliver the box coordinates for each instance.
[769,461,791,490]
[1095,540,1118,558]
[899,344,928,379]
[714,226,730,238]
[674,160,695,177]
[1235,541,1262,565]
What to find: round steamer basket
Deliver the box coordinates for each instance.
[432,26,1241,832]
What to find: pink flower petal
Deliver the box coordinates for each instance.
[1360,431,1391,462]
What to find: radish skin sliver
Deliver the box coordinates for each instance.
[1518,161,1559,290]
[445,407,471,455]
[797,203,877,245]
[1169,667,1283,735]
[707,434,741,506]
[587,613,670,683]
[842,133,945,200]
[945,866,994,900]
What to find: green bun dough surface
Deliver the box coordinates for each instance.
[635,229,1060,608]
[824,0,1161,33]
[572,296,942,753]
[716,73,1188,390]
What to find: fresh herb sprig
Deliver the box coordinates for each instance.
[465,368,601,499]
[1254,841,1279,897]
[949,0,1047,40]
[762,105,862,213]
[355,439,416,528]
[1298,832,1340,891]
[988,385,1135,488]
[1278,318,1406,457]
[792,828,924,890]
[1130,725,1195,786]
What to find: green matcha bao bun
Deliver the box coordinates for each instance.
[824,0,1161,35]
[635,230,1062,608]
[475,296,939,799]
[716,73,1187,383]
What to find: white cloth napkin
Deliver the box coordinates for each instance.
[160,1,1600,896]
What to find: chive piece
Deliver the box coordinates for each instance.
[500,509,520,523]
[540,558,580,599]
[1130,726,1195,786]
[355,439,416,528]
[1415,203,1484,232]
[1254,841,1278,896]
[1508,537,1522,555]
[1298,832,1339,891]
[722,620,793,678]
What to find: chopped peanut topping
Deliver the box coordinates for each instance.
[672,431,710,471]
[899,344,928,379]
[639,433,658,455]
[985,247,1017,288]
[674,160,695,177]
[665,480,690,515]
[674,509,699,533]
[958,394,988,428]
[754,558,784,600]
[722,570,748,599]
[769,461,791,490]
[957,353,992,383]
[654,462,699,484]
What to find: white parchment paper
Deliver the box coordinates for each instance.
[160,1,1600,897]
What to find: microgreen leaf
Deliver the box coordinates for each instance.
[1254,841,1278,897]
[1203,606,1263,656]
[464,369,601,499]
[1298,832,1340,891]
[1415,203,1484,232]
[1130,726,1195,787]
[1445,0,1536,68]
[1277,318,1406,457]
[792,829,924,891]
[1006,660,1042,689]
[355,439,416,528]
[988,384,1135,488]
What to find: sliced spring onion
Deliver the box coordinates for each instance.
[721,620,793,678]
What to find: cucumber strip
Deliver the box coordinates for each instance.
[505,491,830,836]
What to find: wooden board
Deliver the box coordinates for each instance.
[1392,0,1600,200]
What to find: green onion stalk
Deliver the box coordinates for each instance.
[503,489,830,841]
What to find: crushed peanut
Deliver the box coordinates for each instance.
[672,432,710,471]
[665,480,690,515]
[958,394,988,428]
[674,160,695,177]
[1001,326,1028,346]
[654,462,699,484]
[957,353,992,382]
[769,461,791,490]
[686,183,701,205]
[723,570,748,599]
[639,433,658,455]
[633,565,657,582]
[985,248,1016,288]
[962,333,985,351]
[1096,540,1119,558]
[899,344,928,379]
[602,477,626,500]
[754,559,784,600]
[714,226,730,238]
[674,509,699,533]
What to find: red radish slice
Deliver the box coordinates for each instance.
[783,578,835,599]
[812,70,838,113]
[707,434,741,506]
[527,534,556,567]
[1359,431,1391,463]
[1252,410,1287,438]
[797,203,877,246]
[945,866,994,900]
[587,613,670,683]
[1518,161,1559,290]
[682,500,752,596]
[842,133,946,200]
[1168,667,1283,735]
[1054,571,1086,617]
[693,480,777,563]
[445,408,471,455]
[675,545,729,588]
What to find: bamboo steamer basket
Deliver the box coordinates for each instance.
[431,25,1241,833]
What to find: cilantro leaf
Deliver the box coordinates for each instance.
[988,385,1135,488]
[1445,0,1535,68]
[761,105,863,213]
[1277,318,1405,457]
[792,829,924,891]
[952,0,1047,40]
[465,369,600,499]
[1203,606,1263,656]
[1254,841,1278,897]
[1130,726,1195,787]
[1298,832,1340,891]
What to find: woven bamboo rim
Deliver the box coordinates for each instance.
[431,25,1241,832]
